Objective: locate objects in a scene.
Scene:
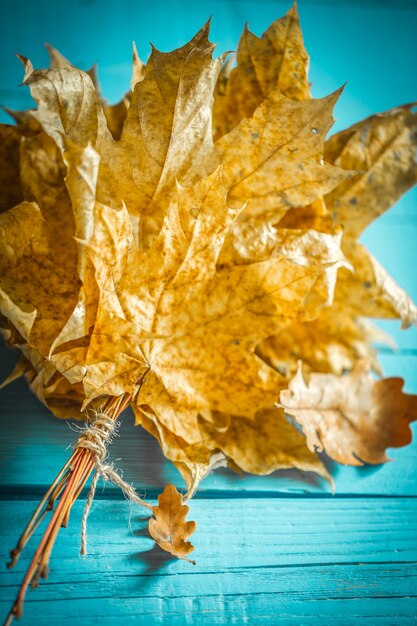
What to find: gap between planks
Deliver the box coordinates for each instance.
[1,487,417,501]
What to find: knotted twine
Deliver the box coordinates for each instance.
[74,411,153,555]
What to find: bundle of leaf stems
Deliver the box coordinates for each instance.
[4,393,130,625]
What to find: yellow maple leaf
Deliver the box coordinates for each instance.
[216,86,351,222]
[0,10,416,505]
[0,125,23,213]
[324,104,417,328]
[257,105,417,382]
[199,407,332,484]
[18,23,221,244]
[213,2,310,139]
[48,157,339,440]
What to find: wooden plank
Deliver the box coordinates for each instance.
[1,498,416,624]
[1,346,416,496]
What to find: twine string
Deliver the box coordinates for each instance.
[74,412,153,556]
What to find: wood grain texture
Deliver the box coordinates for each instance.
[1,498,417,625]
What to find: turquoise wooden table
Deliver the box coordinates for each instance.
[1,0,417,623]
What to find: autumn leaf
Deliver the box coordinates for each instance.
[258,305,392,380]
[324,104,417,328]
[199,408,332,484]
[18,54,111,151]
[1,355,85,419]
[1,7,417,504]
[216,87,352,222]
[48,158,343,439]
[334,241,417,328]
[0,200,76,344]
[46,41,145,141]
[0,125,23,213]
[44,42,101,90]
[213,2,310,139]
[325,104,417,238]
[280,361,417,465]
[148,484,197,563]
[18,23,222,242]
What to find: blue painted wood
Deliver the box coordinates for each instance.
[1,499,416,625]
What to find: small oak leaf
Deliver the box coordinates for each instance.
[148,484,197,563]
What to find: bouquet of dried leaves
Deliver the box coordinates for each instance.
[1,3,417,621]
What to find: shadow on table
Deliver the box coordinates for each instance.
[128,515,178,576]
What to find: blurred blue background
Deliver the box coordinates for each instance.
[1,0,416,373]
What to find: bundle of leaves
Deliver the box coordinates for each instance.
[1,3,417,554]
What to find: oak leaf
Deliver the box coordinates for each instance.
[148,484,196,563]
[280,361,417,465]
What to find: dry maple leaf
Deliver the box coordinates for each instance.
[324,104,417,238]
[199,407,332,484]
[17,23,222,244]
[148,484,197,563]
[44,40,144,141]
[280,361,417,465]
[0,125,23,213]
[213,2,310,139]
[258,307,391,380]
[324,104,417,328]
[213,9,417,385]
[215,86,351,222]
[52,158,343,447]
[256,104,417,382]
